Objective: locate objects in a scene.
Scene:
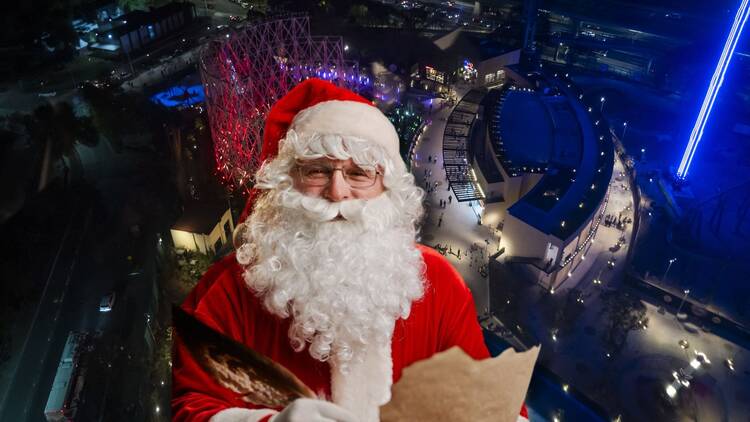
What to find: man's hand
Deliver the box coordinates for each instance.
[270,398,358,422]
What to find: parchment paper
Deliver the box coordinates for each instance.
[381,345,540,422]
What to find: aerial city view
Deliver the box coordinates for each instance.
[0,0,748,421]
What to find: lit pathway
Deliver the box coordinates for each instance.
[120,48,200,92]
[553,152,635,296]
[412,83,496,315]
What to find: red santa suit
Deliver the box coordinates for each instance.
[171,78,529,421]
[172,245,489,421]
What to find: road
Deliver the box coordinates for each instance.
[0,145,172,421]
[0,197,92,421]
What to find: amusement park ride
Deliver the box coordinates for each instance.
[198,15,367,191]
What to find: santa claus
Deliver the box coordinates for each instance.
[172,79,529,422]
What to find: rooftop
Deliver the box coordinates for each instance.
[488,74,614,240]
[107,2,194,36]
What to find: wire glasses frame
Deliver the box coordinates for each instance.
[295,161,382,189]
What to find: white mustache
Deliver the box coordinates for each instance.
[277,189,401,230]
[297,195,368,223]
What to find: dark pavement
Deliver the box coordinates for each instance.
[1,143,175,421]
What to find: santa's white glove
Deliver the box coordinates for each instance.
[270,398,358,422]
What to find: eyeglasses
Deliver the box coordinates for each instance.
[295,161,382,188]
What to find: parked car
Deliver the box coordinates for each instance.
[99,292,116,312]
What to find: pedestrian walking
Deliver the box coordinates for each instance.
[449,195,452,204]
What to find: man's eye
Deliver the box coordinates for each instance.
[305,167,329,176]
[348,168,369,177]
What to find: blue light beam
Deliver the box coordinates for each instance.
[677,0,750,179]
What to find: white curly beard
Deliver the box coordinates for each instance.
[235,187,425,372]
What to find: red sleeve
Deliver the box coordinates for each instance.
[171,254,265,422]
[418,245,490,360]
[439,281,490,360]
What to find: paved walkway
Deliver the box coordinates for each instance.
[412,84,496,315]
[558,154,636,295]
[121,48,201,93]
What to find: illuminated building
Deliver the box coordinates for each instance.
[466,72,614,290]
[89,2,196,57]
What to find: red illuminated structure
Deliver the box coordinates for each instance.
[199,15,364,189]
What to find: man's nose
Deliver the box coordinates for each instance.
[323,170,351,202]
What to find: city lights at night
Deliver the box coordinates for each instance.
[0,0,749,421]
[677,0,750,178]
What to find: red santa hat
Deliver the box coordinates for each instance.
[233,78,402,242]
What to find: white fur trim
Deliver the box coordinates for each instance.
[330,341,393,422]
[290,100,402,167]
[209,408,277,422]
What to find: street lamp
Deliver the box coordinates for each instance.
[622,121,628,140]
[676,289,691,317]
[662,257,677,283]
[600,96,606,112]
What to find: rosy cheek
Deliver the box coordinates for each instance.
[304,185,324,198]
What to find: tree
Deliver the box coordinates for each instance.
[348,4,368,23]
[551,288,586,335]
[247,0,268,13]
[118,0,150,12]
[599,289,648,357]
[23,102,100,189]
[0,129,17,156]
[488,262,528,327]
[81,84,130,150]
[25,102,100,162]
